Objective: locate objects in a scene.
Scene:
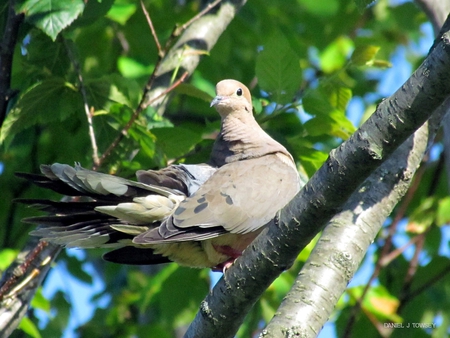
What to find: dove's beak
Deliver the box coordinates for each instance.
[210,95,223,107]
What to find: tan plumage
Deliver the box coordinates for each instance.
[18,79,300,270]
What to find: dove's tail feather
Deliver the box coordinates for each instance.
[15,163,215,265]
[103,246,171,265]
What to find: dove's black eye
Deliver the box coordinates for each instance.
[236,88,243,96]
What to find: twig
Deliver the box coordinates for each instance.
[140,0,163,57]
[64,40,100,167]
[397,232,426,312]
[97,0,220,168]
[401,261,450,304]
[143,71,189,111]
[97,71,189,167]
[0,241,48,302]
[379,227,432,267]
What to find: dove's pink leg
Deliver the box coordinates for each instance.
[212,245,243,272]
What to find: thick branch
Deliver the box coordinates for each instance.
[264,102,447,336]
[0,239,61,337]
[143,0,247,115]
[184,19,450,338]
[98,0,247,165]
[414,0,450,34]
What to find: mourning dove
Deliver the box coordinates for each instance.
[17,79,300,270]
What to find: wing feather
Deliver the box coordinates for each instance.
[135,153,300,244]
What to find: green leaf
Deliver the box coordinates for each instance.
[319,36,353,73]
[31,288,51,313]
[255,32,302,105]
[70,0,115,28]
[303,84,352,117]
[295,145,328,177]
[16,0,85,41]
[136,323,174,338]
[41,291,71,334]
[407,196,436,233]
[0,249,18,270]
[328,86,352,113]
[175,83,213,103]
[298,0,339,16]
[106,2,137,25]
[351,44,380,66]
[118,56,154,79]
[302,82,355,139]
[86,74,142,110]
[126,123,157,159]
[63,254,93,285]
[1,78,82,146]
[348,285,402,322]
[328,109,357,139]
[437,197,450,226]
[300,150,329,175]
[19,30,71,78]
[354,0,377,12]
[152,127,202,160]
[152,267,209,326]
[19,316,42,338]
[303,111,355,140]
[138,264,179,310]
[372,59,392,68]
[302,89,335,116]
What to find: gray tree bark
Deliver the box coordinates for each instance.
[184,15,450,338]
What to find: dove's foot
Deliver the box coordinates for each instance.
[211,245,243,272]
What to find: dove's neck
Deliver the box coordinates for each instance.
[209,113,292,167]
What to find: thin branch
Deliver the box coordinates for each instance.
[97,1,223,168]
[97,71,189,167]
[0,241,49,301]
[401,261,450,304]
[64,40,100,167]
[140,0,163,58]
[0,239,61,338]
[142,71,189,111]
[397,232,426,312]
[0,1,24,127]
[379,227,432,267]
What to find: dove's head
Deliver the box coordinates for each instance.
[211,79,252,117]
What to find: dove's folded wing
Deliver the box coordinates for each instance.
[133,153,299,244]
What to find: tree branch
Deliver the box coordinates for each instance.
[64,39,100,167]
[266,117,431,338]
[341,148,430,335]
[0,1,24,127]
[98,0,246,166]
[184,17,450,338]
[141,0,247,116]
[414,0,450,34]
[140,0,163,58]
[0,239,61,338]
[0,1,247,335]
